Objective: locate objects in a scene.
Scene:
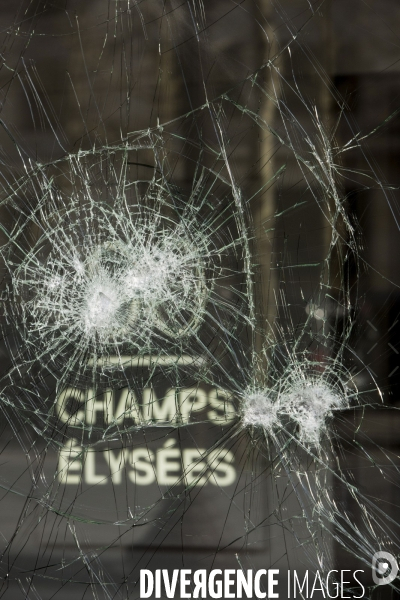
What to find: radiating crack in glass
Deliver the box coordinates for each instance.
[0,1,397,599]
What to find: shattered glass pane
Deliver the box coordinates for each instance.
[0,0,399,599]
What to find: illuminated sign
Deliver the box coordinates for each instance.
[55,357,238,489]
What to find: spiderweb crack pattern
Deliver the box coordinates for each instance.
[0,1,397,599]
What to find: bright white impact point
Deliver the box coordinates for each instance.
[282,381,347,446]
[241,377,348,446]
[85,287,123,333]
[15,223,209,350]
[241,390,280,433]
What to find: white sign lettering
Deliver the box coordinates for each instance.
[57,439,237,487]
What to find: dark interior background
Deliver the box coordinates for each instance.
[0,1,399,598]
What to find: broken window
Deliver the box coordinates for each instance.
[0,1,399,598]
